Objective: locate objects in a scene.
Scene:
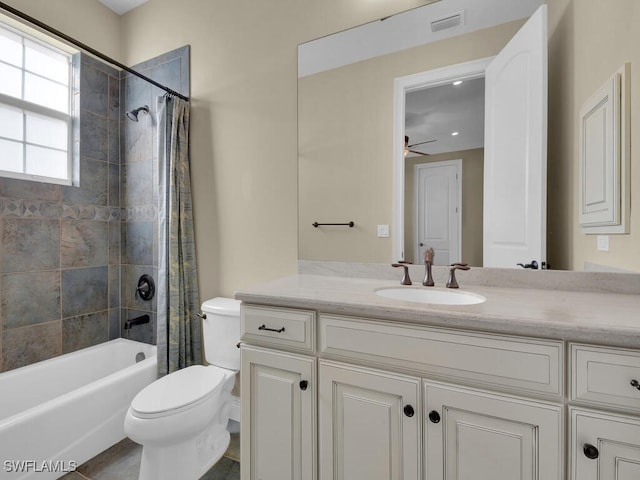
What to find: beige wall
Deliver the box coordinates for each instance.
[404,149,483,266]
[3,0,121,60]
[548,0,640,271]
[298,20,522,263]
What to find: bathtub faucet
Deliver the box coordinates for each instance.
[124,314,150,330]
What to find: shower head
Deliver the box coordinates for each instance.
[126,105,149,122]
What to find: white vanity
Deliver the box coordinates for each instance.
[236,269,640,480]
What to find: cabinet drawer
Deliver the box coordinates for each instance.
[319,314,564,397]
[241,304,315,352]
[571,343,640,413]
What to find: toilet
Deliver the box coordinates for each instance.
[124,297,241,480]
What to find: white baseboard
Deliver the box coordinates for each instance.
[229,395,241,422]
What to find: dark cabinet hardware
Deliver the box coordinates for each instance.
[631,379,640,390]
[403,405,415,417]
[583,443,599,459]
[258,324,285,333]
[428,410,441,424]
[517,260,539,270]
[299,380,308,391]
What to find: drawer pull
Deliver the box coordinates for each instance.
[428,410,441,424]
[299,380,308,391]
[583,443,599,460]
[631,379,640,391]
[403,405,415,417]
[258,324,285,333]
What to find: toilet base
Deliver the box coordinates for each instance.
[138,423,231,480]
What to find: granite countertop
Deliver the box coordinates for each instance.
[235,274,640,348]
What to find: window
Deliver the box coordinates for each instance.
[0,19,76,185]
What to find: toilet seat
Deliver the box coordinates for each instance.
[130,365,227,419]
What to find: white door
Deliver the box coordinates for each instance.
[319,361,421,480]
[425,381,562,480]
[241,346,315,480]
[571,408,640,480]
[483,5,547,268]
[415,161,461,265]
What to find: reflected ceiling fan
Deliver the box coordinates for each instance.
[404,135,436,156]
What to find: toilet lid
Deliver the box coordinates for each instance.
[131,365,226,417]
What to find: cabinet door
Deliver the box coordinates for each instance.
[425,381,563,480]
[241,346,315,480]
[571,407,640,480]
[319,361,421,480]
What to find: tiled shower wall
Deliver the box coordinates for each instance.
[120,46,190,345]
[0,47,190,372]
[0,54,121,372]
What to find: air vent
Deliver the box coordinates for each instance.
[431,12,464,33]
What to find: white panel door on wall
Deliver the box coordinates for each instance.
[483,4,547,268]
[319,361,421,480]
[241,346,315,480]
[414,160,461,265]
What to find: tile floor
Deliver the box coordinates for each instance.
[60,421,240,480]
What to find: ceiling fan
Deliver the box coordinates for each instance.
[404,135,436,156]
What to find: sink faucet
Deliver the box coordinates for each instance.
[446,263,470,288]
[392,261,412,285]
[423,248,435,286]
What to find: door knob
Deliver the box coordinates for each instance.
[428,410,441,423]
[583,443,599,459]
[403,405,415,417]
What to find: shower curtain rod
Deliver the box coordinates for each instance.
[0,1,189,102]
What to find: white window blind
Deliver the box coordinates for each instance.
[0,20,74,185]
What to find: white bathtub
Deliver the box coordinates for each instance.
[0,339,157,480]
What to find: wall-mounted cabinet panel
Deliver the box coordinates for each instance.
[579,63,630,234]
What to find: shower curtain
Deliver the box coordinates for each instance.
[157,95,202,375]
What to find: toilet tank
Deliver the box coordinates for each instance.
[201,297,241,370]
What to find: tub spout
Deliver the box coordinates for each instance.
[124,314,150,330]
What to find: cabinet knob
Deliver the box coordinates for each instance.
[403,405,415,417]
[428,410,441,424]
[299,380,308,391]
[583,443,599,460]
[631,379,640,391]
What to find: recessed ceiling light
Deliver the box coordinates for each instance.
[453,80,463,86]
[451,131,459,136]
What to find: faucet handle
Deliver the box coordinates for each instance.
[446,263,470,288]
[392,262,412,285]
[424,248,434,263]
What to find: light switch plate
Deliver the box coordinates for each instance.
[597,235,610,252]
[377,225,389,237]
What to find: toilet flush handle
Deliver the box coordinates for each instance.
[197,312,207,319]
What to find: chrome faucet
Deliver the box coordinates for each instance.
[423,248,435,286]
[446,263,470,288]
[392,261,412,285]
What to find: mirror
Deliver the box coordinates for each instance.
[298,0,640,273]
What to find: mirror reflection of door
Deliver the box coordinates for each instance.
[414,160,461,265]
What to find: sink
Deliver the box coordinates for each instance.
[374,287,486,305]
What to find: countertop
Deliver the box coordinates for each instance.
[235,274,640,348]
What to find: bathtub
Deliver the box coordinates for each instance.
[0,339,157,480]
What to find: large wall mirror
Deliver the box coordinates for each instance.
[298,0,640,273]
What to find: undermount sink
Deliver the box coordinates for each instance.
[374,287,486,305]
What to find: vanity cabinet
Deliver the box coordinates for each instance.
[424,381,562,480]
[318,361,421,480]
[240,304,569,480]
[240,345,316,480]
[568,344,640,480]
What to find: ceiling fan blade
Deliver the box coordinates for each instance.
[408,139,437,148]
[409,149,430,156]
